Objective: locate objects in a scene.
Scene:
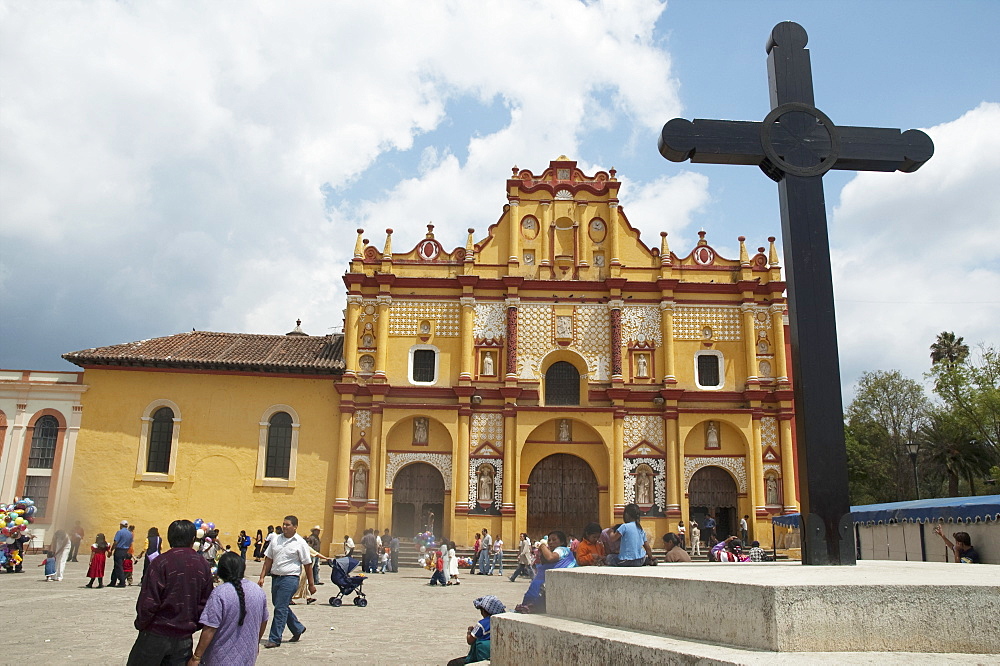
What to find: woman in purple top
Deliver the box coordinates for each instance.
[189,552,269,665]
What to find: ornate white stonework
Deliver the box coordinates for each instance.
[763,463,781,475]
[386,452,452,490]
[471,412,504,450]
[621,305,662,345]
[753,306,773,332]
[389,300,461,337]
[623,415,664,450]
[684,456,748,494]
[761,416,778,451]
[474,302,506,340]
[623,457,666,509]
[515,303,610,380]
[468,458,503,509]
[674,305,742,341]
[555,189,573,199]
[351,454,370,469]
[354,409,372,430]
[575,305,611,380]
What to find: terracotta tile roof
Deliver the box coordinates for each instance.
[63,331,344,374]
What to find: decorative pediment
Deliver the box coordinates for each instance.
[625,439,664,457]
[472,440,502,457]
[352,438,369,453]
[763,446,779,462]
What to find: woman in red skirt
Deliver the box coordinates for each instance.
[85,533,111,588]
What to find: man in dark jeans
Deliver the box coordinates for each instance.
[109,519,134,588]
[127,520,213,665]
[360,529,377,573]
[704,514,717,547]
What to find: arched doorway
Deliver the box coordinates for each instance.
[688,466,738,544]
[392,463,445,538]
[527,453,598,538]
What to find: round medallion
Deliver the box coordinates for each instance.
[417,239,440,260]
[760,102,840,178]
[693,246,715,265]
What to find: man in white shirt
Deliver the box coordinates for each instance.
[258,515,315,648]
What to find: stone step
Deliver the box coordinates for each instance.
[491,613,978,665]
[538,561,1000,654]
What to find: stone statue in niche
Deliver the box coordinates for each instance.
[352,465,368,499]
[636,354,648,378]
[556,315,573,338]
[419,321,431,334]
[482,352,495,376]
[758,339,769,354]
[759,360,772,377]
[634,464,654,505]
[362,334,375,348]
[477,464,495,503]
[766,475,780,506]
[557,419,572,442]
[413,417,429,444]
[706,421,720,449]
[594,253,605,267]
[702,326,713,339]
[359,355,375,373]
[524,251,534,265]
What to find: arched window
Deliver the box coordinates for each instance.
[28,415,59,468]
[265,412,293,479]
[545,361,580,405]
[147,407,174,474]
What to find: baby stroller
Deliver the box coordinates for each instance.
[328,556,368,607]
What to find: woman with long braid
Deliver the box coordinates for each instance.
[188,552,269,665]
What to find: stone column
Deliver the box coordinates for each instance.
[664,410,681,515]
[741,303,759,384]
[507,199,520,264]
[374,294,391,379]
[612,409,626,512]
[503,411,516,514]
[660,300,676,383]
[371,407,388,528]
[455,409,471,518]
[335,406,354,509]
[750,416,766,514]
[609,201,620,267]
[344,294,362,376]
[505,299,519,380]
[778,415,798,512]
[609,301,623,381]
[770,304,789,383]
[460,296,475,381]
[539,201,551,268]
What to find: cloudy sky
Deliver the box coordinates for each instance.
[2,0,998,402]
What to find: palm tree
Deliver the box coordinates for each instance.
[920,410,994,496]
[930,331,970,365]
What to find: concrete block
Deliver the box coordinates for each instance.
[542,561,1000,654]
[491,613,989,665]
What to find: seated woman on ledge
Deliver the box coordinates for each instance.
[515,530,576,613]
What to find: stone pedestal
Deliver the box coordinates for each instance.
[492,561,1000,663]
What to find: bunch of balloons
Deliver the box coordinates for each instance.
[0,498,36,568]
[193,517,216,541]
[413,530,436,548]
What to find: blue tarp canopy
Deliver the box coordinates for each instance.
[771,494,1000,528]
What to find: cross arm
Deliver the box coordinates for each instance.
[658,118,764,165]
[833,127,934,173]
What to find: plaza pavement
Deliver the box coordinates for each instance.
[3,556,521,664]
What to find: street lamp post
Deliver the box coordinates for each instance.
[905,442,920,500]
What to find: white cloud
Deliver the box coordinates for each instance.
[0,0,678,365]
[831,102,1000,396]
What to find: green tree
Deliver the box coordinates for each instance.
[930,331,970,365]
[929,344,1000,455]
[918,408,987,497]
[845,370,930,503]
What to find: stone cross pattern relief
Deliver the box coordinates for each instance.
[673,305,742,340]
[471,413,504,451]
[389,301,461,336]
[473,302,506,340]
[621,305,662,345]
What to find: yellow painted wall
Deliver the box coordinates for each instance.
[67,368,342,551]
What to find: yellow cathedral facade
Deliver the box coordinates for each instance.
[62,158,799,551]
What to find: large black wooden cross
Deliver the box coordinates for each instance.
[659,22,933,565]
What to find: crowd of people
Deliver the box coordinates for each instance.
[11,502,984,664]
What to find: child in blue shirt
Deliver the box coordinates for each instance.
[609,503,655,566]
[448,595,506,666]
[39,550,56,581]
